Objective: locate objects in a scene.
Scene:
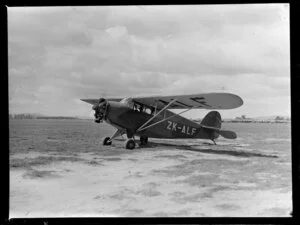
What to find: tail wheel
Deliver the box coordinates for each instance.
[125,139,135,150]
[212,131,219,139]
[103,137,112,145]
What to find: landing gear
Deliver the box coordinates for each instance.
[125,139,136,150]
[103,137,112,145]
[212,139,216,145]
[139,136,148,146]
[102,129,138,150]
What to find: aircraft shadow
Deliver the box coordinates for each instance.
[144,142,278,158]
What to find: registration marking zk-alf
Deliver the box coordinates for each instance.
[166,121,196,135]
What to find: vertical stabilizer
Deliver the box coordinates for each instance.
[200,111,222,129]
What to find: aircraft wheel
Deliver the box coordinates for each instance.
[103,137,112,146]
[140,136,148,145]
[125,139,135,150]
[144,137,148,144]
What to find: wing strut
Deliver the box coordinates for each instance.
[137,97,199,132]
[137,106,196,132]
[137,99,177,131]
[108,129,126,142]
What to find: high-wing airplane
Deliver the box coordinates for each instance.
[81,93,243,150]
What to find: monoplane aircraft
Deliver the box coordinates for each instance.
[81,93,243,150]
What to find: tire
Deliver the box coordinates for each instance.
[144,137,148,144]
[125,139,135,150]
[140,136,148,145]
[103,137,112,145]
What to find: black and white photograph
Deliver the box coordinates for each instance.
[8,4,291,217]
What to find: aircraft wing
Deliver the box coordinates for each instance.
[132,93,243,109]
[81,98,123,105]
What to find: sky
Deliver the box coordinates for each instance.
[8,4,290,119]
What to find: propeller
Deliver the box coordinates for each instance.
[92,97,108,123]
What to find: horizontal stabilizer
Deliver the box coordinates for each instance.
[218,130,237,139]
[201,125,237,139]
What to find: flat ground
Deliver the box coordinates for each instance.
[9,120,292,217]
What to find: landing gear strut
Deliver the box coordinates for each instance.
[103,137,112,145]
[102,129,138,150]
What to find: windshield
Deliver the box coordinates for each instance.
[120,97,154,115]
[120,97,134,108]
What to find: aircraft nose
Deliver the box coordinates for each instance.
[92,104,98,110]
[92,98,108,123]
[92,98,106,110]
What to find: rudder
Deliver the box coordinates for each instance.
[200,111,222,129]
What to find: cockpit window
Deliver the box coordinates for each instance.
[144,108,152,115]
[132,102,154,115]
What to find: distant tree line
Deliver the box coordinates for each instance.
[235,115,249,120]
[36,116,77,119]
[9,114,77,120]
[9,114,35,119]
[234,115,290,121]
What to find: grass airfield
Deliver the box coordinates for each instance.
[9,119,292,217]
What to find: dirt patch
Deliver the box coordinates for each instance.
[153,158,250,177]
[171,185,231,204]
[261,207,289,216]
[10,156,85,169]
[101,157,122,161]
[175,208,192,216]
[23,169,60,179]
[154,154,187,160]
[171,193,203,204]
[137,189,162,197]
[169,191,186,197]
[86,160,103,166]
[152,164,195,177]
[216,203,241,211]
[152,212,170,217]
[174,173,220,187]
[122,208,145,216]
[204,186,232,197]
[92,149,130,157]
[107,193,134,201]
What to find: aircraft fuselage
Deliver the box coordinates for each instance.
[105,101,215,140]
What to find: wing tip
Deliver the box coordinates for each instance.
[224,93,243,108]
[80,99,96,105]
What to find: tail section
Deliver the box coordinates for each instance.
[200,111,237,140]
[200,111,222,129]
